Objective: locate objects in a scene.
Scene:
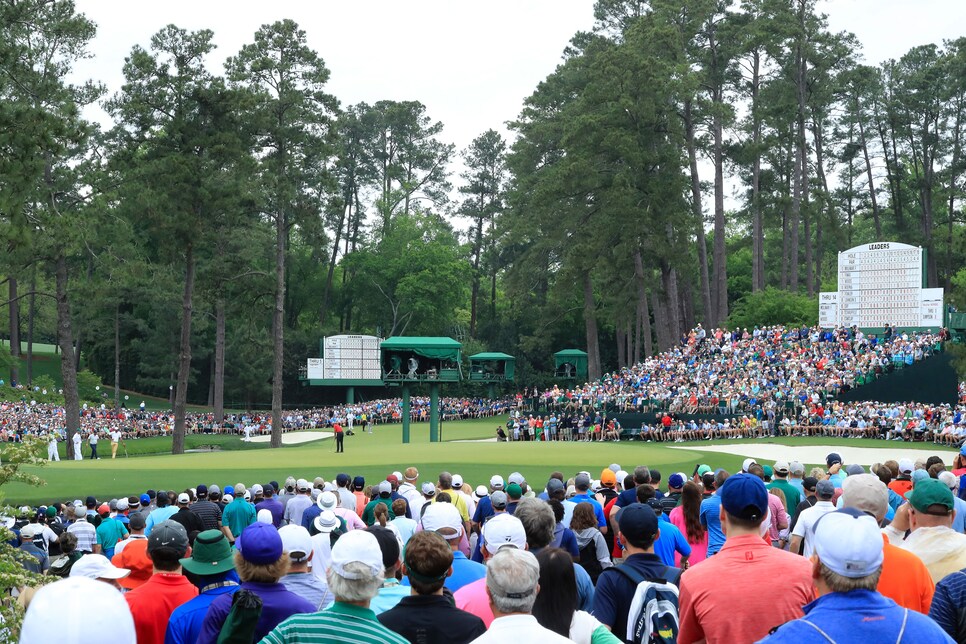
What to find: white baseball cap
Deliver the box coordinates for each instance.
[482,513,527,555]
[475,485,488,499]
[490,475,505,489]
[508,472,525,485]
[70,554,131,581]
[452,474,464,488]
[116,498,129,511]
[177,493,190,505]
[278,524,313,561]
[898,459,914,475]
[742,458,758,473]
[21,577,135,643]
[296,478,311,491]
[330,529,384,580]
[251,484,263,495]
[256,509,274,524]
[813,508,884,578]
[421,502,463,539]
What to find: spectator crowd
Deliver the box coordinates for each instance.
[8,447,966,643]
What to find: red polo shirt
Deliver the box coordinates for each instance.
[125,572,198,644]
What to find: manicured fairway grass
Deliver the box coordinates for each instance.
[3,418,953,505]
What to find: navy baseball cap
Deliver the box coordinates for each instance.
[720,473,768,521]
[336,473,350,487]
[617,503,659,546]
[826,452,842,467]
[196,484,208,497]
[353,476,365,490]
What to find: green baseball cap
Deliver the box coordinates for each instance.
[697,464,712,477]
[905,478,954,516]
[506,483,523,500]
[180,529,236,575]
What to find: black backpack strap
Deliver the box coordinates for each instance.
[662,565,683,586]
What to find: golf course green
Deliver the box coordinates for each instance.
[2,418,950,504]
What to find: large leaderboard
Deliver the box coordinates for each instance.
[819,242,943,329]
[305,334,382,383]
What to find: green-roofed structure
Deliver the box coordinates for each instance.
[469,352,516,399]
[554,349,588,381]
[381,336,463,443]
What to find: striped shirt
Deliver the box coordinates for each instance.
[189,500,223,531]
[930,569,966,641]
[262,602,408,644]
[67,520,97,553]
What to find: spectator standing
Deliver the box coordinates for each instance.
[168,492,204,537]
[532,547,622,644]
[840,473,933,613]
[678,474,814,643]
[571,501,611,583]
[790,479,836,556]
[378,530,487,644]
[256,483,285,527]
[261,530,408,644]
[67,507,97,554]
[95,503,128,559]
[222,483,256,541]
[900,478,966,583]
[279,524,332,610]
[669,481,708,566]
[124,521,198,644]
[591,503,675,639]
[404,502,484,592]
[198,522,315,643]
[468,548,572,644]
[164,529,239,644]
[700,470,729,556]
[283,479,314,527]
[760,508,953,643]
[767,460,802,513]
[455,513,529,628]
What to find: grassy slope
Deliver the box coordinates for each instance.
[3,417,951,505]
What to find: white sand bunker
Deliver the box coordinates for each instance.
[668,443,958,468]
[451,437,499,443]
[248,431,332,445]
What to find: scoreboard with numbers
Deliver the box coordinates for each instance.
[305,335,383,384]
[819,242,943,329]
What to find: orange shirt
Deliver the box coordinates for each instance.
[888,479,913,497]
[125,572,198,644]
[679,533,814,644]
[877,535,934,613]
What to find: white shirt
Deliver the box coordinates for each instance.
[470,614,572,644]
[791,500,836,557]
[309,532,334,583]
[110,431,121,442]
[72,434,81,445]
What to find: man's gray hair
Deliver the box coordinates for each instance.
[633,465,651,485]
[326,562,383,602]
[486,548,540,615]
[513,498,555,549]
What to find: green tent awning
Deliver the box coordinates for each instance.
[381,337,462,361]
[469,352,515,361]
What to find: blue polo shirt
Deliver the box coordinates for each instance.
[654,514,691,567]
[700,494,725,556]
[761,589,954,643]
[165,584,238,644]
[571,493,606,528]
[403,550,485,592]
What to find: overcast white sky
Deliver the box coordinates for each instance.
[70,0,966,214]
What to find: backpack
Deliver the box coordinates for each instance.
[605,564,682,644]
[578,538,604,584]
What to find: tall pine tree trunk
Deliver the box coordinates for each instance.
[683,100,713,324]
[26,268,36,385]
[8,278,19,385]
[172,245,195,455]
[857,111,882,240]
[320,201,348,327]
[711,105,728,323]
[55,254,80,452]
[271,208,286,448]
[582,272,601,381]
[214,297,226,423]
[751,50,765,292]
[114,303,120,410]
[633,248,653,359]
